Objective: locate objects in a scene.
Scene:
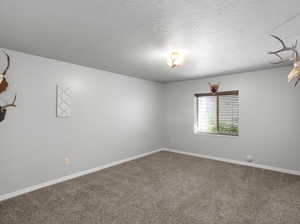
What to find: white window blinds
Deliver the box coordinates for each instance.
[195,91,239,136]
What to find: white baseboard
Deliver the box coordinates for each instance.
[162,148,300,176]
[0,148,163,202]
[2,147,299,202]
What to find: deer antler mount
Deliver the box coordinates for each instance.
[269,35,300,87]
[0,94,16,122]
[0,51,16,122]
[0,51,10,93]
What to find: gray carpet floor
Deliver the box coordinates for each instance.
[1,151,300,224]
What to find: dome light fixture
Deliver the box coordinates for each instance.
[166,51,184,68]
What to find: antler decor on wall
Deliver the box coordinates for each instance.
[208,82,220,94]
[0,51,10,93]
[0,94,16,122]
[269,35,300,87]
[0,50,17,122]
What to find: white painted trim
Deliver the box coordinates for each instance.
[3,147,299,202]
[0,148,163,202]
[162,148,300,176]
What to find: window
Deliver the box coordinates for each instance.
[194,90,239,136]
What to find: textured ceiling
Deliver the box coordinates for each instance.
[1,0,300,82]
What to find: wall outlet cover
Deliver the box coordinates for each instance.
[64,157,70,165]
[245,155,253,162]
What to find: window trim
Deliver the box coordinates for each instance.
[194,90,239,136]
[194,90,239,97]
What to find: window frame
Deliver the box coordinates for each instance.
[194,90,239,136]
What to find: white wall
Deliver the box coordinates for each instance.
[164,67,300,171]
[2,49,300,196]
[0,49,163,195]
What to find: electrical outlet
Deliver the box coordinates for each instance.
[64,157,70,165]
[245,155,253,162]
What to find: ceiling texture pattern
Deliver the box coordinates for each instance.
[1,0,300,82]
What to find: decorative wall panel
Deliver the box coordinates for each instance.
[56,84,71,118]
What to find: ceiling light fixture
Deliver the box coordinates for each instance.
[166,51,184,68]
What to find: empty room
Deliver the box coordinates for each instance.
[1,0,300,223]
